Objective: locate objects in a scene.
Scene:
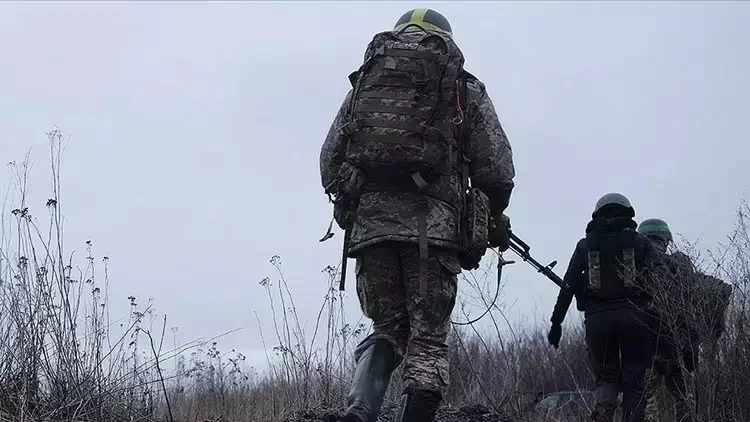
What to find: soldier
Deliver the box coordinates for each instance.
[319,8,516,422]
[546,193,665,422]
[638,218,732,422]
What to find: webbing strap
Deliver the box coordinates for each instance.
[417,195,429,297]
[384,47,443,62]
[362,182,453,205]
[356,102,432,119]
[357,83,456,101]
[339,224,351,291]
[350,133,423,146]
[357,118,426,134]
[372,60,427,75]
[456,73,470,249]
[357,91,416,100]
[352,122,455,148]
[362,76,437,89]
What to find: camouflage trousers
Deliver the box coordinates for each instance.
[352,242,461,394]
[644,356,692,422]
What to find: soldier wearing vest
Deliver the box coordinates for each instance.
[638,218,732,422]
[319,8,516,422]
[546,193,665,422]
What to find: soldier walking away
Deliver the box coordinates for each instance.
[545,193,665,422]
[319,8,516,422]
[638,218,732,422]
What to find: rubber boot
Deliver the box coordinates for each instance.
[395,388,441,422]
[340,339,400,422]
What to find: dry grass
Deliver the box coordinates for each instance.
[644,201,750,422]
[1,129,749,422]
[0,129,170,421]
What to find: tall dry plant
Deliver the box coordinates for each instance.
[0,129,175,421]
[252,257,368,420]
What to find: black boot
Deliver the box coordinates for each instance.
[395,388,442,422]
[341,339,400,422]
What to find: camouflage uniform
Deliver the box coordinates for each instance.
[320,25,515,422]
[320,78,515,258]
[644,251,697,422]
[644,251,732,422]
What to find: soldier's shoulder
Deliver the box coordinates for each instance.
[670,250,691,259]
[669,250,694,266]
[463,70,488,96]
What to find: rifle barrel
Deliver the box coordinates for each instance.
[506,234,567,289]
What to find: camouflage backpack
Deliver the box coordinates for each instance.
[341,27,467,192]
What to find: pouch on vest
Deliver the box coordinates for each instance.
[585,230,639,299]
[459,187,490,270]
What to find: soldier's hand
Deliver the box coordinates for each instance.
[460,247,485,271]
[548,323,562,349]
[489,212,510,251]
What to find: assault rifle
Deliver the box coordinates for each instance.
[505,229,568,290]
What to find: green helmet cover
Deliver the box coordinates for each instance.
[638,218,673,242]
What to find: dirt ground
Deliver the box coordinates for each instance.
[285,402,511,422]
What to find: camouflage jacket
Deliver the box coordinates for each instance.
[319,36,515,256]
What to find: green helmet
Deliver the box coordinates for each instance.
[394,8,453,36]
[638,218,673,242]
[592,192,635,218]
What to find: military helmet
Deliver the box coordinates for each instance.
[394,8,453,36]
[592,192,635,218]
[638,218,673,242]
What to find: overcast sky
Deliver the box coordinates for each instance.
[1,1,748,372]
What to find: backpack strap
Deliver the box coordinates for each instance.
[456,70,470,250]
[417,194,429,297]
[418,71,468,297]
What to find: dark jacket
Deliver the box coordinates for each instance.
[550,217,666,325]
[657,252,732,347]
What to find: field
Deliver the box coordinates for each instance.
[1,130,748,422]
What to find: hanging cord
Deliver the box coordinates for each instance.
[451,248,514,326]
[452,79,465,125]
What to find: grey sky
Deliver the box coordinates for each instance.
[1,2,748,371]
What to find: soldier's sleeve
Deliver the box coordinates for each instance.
[320,90,354,191]
[643,240,669,293]
[700,274,733,338]
[671,251,698,280]
[463,77,516,214]
[551,239,587,325]
[550,288,573,326]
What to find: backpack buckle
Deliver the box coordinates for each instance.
[411,74,428,87]
[341,120,364,137]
